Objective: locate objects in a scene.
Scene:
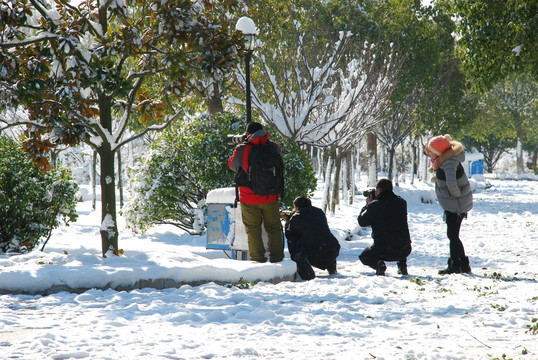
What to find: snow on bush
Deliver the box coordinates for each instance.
[0,136,79,253]
[124,112,317,234]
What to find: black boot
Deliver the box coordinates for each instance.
[294,253,316,280]
[460,256,471,273]
[439,258,462,275]
[397,260,408,275]
[376,260,387,276]
[327,261,337,275]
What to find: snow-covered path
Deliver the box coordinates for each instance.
[1,179,537,360]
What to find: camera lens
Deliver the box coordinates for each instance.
[227,134,246,145]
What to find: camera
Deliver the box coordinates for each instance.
[279,210,293,228]
[279,210,293,222]
[362,189,375,198]
[227,134,247,145]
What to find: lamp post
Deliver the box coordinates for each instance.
[235,16,257,125]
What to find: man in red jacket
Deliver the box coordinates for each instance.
[228,122,284,263]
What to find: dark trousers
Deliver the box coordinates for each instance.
[308,247,339,271]
[359,244,411,270]
[287,237,339,271]
[445,211,466,260]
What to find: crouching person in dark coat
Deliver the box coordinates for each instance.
[358,178,412,276]
[285,196,341,280]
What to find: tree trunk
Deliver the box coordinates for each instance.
[393,151,399,187]
[98,94,119,257]
[424,151,430,182]
[321,152,333,213]
[50,150,58,168]
[367,132,377,187]
[398,141,405,185]
[410,141,416,185]
[532,146,538,174]
[341,152,348,203]
[91,150,97,210]
[516,122,525,174]
[207,82,223,116]
[387,146,395,182]
[99,143,119,256]
[346,151,354,205]
[380,145,386,174]
[319,150,326,182]
[330,150,341,214]
[419,135,428,183]
[117,149,124,210]
[355,145,361,182]
[311,146,321,176]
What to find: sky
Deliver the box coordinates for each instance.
[0,173,537,360]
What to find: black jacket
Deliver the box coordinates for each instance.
[357,191,411,251]
[285,205,340,258]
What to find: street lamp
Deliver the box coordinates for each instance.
[235,16,257,124]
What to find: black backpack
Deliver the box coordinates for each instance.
[247,142,284,197]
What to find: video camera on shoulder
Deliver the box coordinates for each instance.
[227,133,247,145]
[362,189,376,198]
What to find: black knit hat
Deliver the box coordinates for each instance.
[246,121,264,134]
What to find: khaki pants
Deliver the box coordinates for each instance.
[240,201,284,263]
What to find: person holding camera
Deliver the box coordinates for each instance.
[285,196,341,280]
[424,134,473,274]
[228,121,284,263]
[357,178,412,276]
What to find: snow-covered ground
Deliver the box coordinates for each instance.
[1,176,537,360]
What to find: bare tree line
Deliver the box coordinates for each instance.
[230,21,440,213]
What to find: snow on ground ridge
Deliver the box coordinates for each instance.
[0,177,537,360]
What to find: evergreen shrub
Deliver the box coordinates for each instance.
[0,136,79,253]
[125,112,317,234]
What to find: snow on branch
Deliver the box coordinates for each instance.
[231,31,402,150]
[0,33,59,48]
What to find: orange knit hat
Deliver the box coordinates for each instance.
[426,135,452,156]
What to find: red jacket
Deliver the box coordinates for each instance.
[228,129,281,205]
